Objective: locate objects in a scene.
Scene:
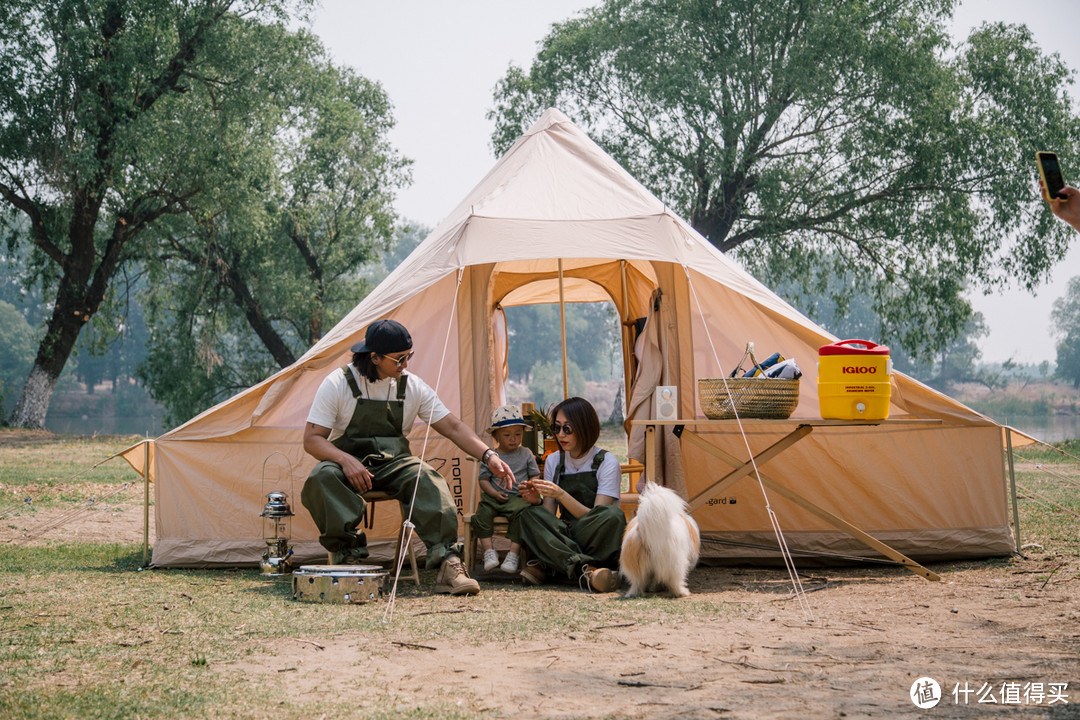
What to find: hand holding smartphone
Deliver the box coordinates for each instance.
[1037,151,1080,232]
[1036,151,1067,202]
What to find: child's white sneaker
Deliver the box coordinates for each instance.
[499,551,519,574]
[483,548,500,571]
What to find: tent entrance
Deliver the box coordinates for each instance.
[488,258,660,425]
[500,298,626,423]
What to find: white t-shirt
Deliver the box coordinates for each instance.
[544,447,621,503]
[306,366,450,442]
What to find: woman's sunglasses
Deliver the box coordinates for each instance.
[552,422,574,436]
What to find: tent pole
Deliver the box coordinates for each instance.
[558,259,569,399]
[619,261,632,413]
[142,439,150,567]
[1006,427,1020,553]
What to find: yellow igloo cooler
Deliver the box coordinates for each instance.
[817,339,892,420]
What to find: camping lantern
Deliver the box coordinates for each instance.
[259,491,294,576]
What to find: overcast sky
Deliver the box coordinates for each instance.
[310,0,1079,365]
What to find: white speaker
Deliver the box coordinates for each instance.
[654,385,678,420]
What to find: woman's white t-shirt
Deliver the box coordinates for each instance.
[544,447,621,503]
[306,367,449,442]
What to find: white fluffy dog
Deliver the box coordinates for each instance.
[620,482,701,597]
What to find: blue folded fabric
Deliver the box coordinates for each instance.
[742,352,784,377]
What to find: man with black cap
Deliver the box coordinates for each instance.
[301,319,513,595]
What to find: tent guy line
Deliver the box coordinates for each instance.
[383,267,467,624]
[682,262,814,621]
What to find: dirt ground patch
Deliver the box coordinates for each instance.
[0,497,151,545]
[226,563,1080,719]
[6,501,1078,718]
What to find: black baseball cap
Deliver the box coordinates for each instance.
[351,319,412,355]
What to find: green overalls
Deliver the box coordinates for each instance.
[516,449,627,580]
[300,367,461,568]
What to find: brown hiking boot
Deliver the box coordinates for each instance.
[519,560,547,586]
[434,556,480,596]
[580,565,619,593]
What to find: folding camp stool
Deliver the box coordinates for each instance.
[327,490,421,585]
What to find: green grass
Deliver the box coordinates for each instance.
[1011,439,1080,559]
[0,541,745,720]
[0,544,493,719]
[0,433,143,512]
[1,432,1077,719]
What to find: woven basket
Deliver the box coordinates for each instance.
[698,377,800,420]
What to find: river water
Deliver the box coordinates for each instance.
[45,414,165,437]
[1000,416,1080,444]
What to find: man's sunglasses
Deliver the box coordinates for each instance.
[552,422,574,436]
[382,351,414,367]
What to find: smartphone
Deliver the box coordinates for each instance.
[1036,151,1066,202]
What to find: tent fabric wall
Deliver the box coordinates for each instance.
[122,108,1013,568]
[683,424,1007,536]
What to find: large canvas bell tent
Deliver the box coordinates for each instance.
[123,108,1014,568]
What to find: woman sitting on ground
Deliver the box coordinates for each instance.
[516,396,626,592]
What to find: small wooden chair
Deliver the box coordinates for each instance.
[326,490,421,585]
[462,459,516,574]
[619,460,645,519]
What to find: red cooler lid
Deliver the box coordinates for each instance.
[819,339,890,356]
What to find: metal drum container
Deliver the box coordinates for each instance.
[291,565,387,604]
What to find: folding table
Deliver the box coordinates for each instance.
[632,418,944,581]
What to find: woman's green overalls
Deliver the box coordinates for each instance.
[301,367,461,568]
[517,449,627,580]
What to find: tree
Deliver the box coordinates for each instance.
[136,28,409,422]
[772,269,919,371]
[73,266,152,394]
[360,221,429,286]
[505,302,621,382]
[776,268,991,386]
[138,291,282,425]
[0,300,35,415]
[490,0,1080,360]
[933,313,988,388]
[1052,276,1080,387]
[528,359,587,407]
[0,0,313,428]
[1055,332,1080,388]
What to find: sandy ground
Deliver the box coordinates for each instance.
[4,499,1078,719]
[236,563,1080,719]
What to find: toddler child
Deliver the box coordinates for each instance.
[475,405,540,573]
